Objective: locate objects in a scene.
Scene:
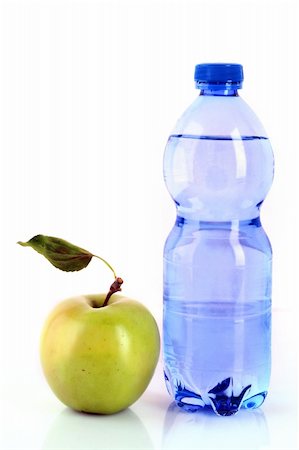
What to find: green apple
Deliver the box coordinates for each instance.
[40,292,160,414]
[18,235,161,414]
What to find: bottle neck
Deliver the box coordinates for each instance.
[196,80,241,96]
[200,87,239,97]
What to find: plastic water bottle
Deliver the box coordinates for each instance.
[163,63,274,416]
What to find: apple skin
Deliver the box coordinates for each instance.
[40,293,160,414]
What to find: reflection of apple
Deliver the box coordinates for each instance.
[42,407,154,450]
[40,293,160,414]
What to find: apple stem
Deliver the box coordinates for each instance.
[102,277,124,307]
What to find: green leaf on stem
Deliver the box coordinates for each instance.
[17,235,93,272]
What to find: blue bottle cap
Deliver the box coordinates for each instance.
[194,63,244,89]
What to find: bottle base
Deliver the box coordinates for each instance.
[165,372,267,416]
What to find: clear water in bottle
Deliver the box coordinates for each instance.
[163,64,274,416]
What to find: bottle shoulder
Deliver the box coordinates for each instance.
[172,95,268,138]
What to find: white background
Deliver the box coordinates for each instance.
[0,0,298,449]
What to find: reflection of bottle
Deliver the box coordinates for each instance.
[163,64,274,416]
[162,401,270,450]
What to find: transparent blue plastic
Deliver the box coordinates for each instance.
[163,82,274,416]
